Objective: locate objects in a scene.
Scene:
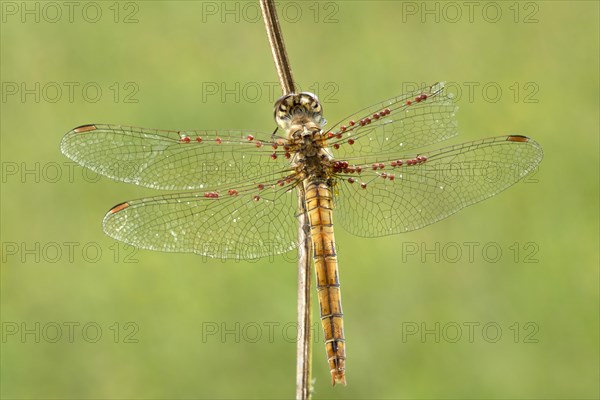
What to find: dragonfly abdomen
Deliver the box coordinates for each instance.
[303,178,346,385]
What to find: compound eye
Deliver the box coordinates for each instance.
[274,94,292,109]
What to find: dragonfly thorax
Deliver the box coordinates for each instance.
[274,92,326,131]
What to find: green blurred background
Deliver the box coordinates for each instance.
[1,1,598,399]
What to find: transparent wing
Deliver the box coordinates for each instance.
[334,136,543,237]
[325,82,458,159]
[61,124,290,190]
[102,177,301,259]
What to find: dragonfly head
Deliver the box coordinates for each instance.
[274,92,326,132]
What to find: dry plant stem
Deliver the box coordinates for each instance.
[295,187,313,400]
[260,0,296,95]
[260,1,312,399]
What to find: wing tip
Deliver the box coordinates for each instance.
[62,124,98,155]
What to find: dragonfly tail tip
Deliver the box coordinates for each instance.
[331,372,346,386]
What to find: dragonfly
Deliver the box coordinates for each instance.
[61,82,543,385]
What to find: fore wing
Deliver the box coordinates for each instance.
[326,82,458,159]
[61,124,290,190]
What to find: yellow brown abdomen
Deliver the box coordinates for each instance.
[303,179,346,385]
